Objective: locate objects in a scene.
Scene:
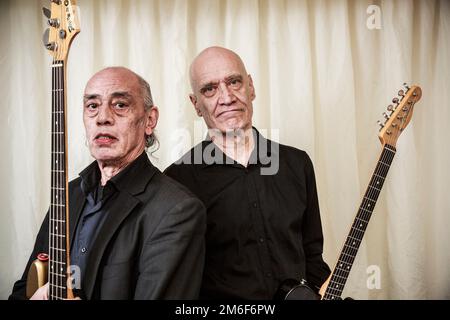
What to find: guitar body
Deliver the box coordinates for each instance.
[26,259,48,299]
[274,279,319,300]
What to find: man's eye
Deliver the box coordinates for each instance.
[229,79,242,89]
[114,103,127,109]
[86,103,97,110]
[203,87,215,92]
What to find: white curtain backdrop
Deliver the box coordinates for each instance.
[0,0,449,299]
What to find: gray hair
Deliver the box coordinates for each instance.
[136,74,159,150]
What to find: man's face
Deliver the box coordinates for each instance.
[83,68,154,166]
[190,50,255,133]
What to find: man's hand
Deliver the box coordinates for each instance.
[30,282,49,300]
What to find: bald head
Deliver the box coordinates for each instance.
[189,46,249,92]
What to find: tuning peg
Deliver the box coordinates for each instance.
[48,18,60,28]
[392,97,399,104]
[398,89,405,97]
[382,112,390,120]
[46,42,56,51]
[387,104,394,112]
[42,7,51,19]
[377,120,385,129]
[403,82,410,90]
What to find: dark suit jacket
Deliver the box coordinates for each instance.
[9,153,206,299]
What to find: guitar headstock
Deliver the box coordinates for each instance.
[42,0,80,61]
[378,83,422,147]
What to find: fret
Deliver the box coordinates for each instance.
[352,219,367,230]
[51,187,65,190]
[373,173,386,180]
[324,291,341,299]
[336,263,352,271]
[349,226,364,238]
[384,145,396,153]
[50,247,66,252]
[343,241,359,251]
[342,245,359,258]
[355,215,369,223]
[330,273,349,282]
[368,184,381,192]
[49,283,66,289]
[52,63,63,67]
[378,160,391,167]
[328,280,344,290]
[338,251,357,260]
[51,261,66,265]
[358,207,373,216]
[52,89,64,92]
[51,151,64,154]
[52,132,65,135]
[49,272,66,277]
[52,111,64,114]
[51,202,65,207]
[51,234,66,238]
[363,196,376,204]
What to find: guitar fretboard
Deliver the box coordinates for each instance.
[49,60,68,300]
[323,144,396,300]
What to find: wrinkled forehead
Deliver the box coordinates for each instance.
[192,52,248,88]
[84,69,140,97]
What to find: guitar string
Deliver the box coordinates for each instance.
[59,61,65,300]
[58,61,62,300]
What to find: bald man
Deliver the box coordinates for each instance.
[10,67,206,300]
[165,47,331,299]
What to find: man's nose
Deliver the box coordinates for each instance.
[217,82,235,105]
[96,105,114,125]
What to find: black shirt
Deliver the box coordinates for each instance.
[70,165,116,285]
[164,128,331,299]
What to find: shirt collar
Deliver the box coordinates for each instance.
[79,151,156,196]
[200,127,273,168]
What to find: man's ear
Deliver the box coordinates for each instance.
[189,94,202,117]
[248,74,256,101]
[145,106,159,136]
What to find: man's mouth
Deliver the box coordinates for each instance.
[217,108,244,118]
[94,133,117,144]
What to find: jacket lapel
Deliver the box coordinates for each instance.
[69,180,86,248]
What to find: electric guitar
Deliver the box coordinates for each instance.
[275,84,422,300]
[26,0,80,300]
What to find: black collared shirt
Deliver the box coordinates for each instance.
[165,128,330,299]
